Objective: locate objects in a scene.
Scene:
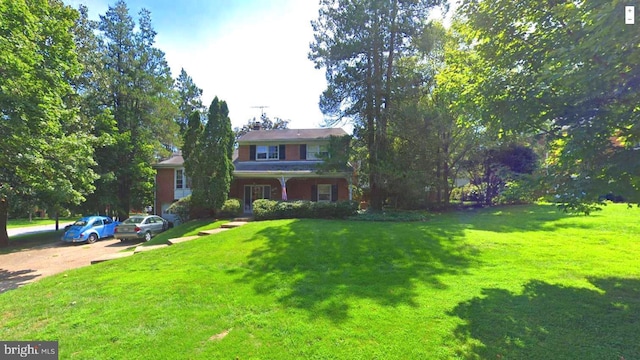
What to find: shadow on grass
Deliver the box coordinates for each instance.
[0,268,40,294]
[236,219,475,323]
[450,277,640,359]
[446,204,595,233]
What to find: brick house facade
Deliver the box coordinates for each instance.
[153,127,352,216]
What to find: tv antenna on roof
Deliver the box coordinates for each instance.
[251,105,269,117]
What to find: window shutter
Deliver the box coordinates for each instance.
[331,184,338,202]
[311,185,317,202]
[279,144,286,160]
[249,145,256,160]
[300,144,306,160]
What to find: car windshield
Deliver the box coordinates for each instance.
[72,220,88,227]
[123,217,145,224]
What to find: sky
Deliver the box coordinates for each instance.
[64,0,451,131]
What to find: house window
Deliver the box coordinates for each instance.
[176,169,183,189]
[175,169,191,189]
[256,145,279,160]
[317,184,332,202]
[307,145,329,160]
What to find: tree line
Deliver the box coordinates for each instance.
[0,0,230,246]
[1,0,637,246]
[310,0,638,213]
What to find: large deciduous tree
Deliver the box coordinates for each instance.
[456,0,640,212]
[188,97,235,216]
[309,0,442,211]
[0,0,97,246]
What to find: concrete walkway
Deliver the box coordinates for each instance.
[91,220,250,264]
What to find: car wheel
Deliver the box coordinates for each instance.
[87,233,98,244]
[144,231,152,242]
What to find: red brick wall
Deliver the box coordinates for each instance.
[155,168,175,214]
[230,177,349,202]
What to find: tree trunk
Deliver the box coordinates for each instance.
[0,198,9,247]
[55,211,59,231]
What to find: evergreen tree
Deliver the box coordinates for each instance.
[175,68,204,134]
[190,97,235,215]
[309,0,442,211]
[95,1,179,218]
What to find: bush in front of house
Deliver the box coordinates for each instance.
[166,195,191,224]
[219,198,242,218]
[252,199,358,220]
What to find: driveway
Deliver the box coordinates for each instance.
[0,237,134,294]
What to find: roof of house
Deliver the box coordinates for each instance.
[237,128,348,143]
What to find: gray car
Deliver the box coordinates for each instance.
[115,215,168,242]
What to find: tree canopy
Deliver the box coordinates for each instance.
[0,0,98,246]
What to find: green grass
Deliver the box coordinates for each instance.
[7,218,75,229]
[1,204,639,359]
[142,219,229,246]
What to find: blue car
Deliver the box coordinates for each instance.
[61,216,119,244]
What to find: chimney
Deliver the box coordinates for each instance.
[252,121,261,131]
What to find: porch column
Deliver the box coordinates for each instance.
[279,176,289,201]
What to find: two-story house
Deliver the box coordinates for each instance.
[232,127,352,213]
[153,127,352,216]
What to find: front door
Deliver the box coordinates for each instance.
[244,185,271,213]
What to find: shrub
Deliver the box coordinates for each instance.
[165,195,191,224]
[219,198,242,218]
[252,199,358,220]
[252,199,277,220]
[496,181,534,205]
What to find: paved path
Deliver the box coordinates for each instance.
[0,238,132,294]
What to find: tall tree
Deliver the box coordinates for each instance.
[0,0,97,246]
[456,0,640,211]
[175,68,204,134]
[190,97,235,215]
[95,1,179,218]
[310,0,442,211]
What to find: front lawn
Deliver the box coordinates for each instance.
[1,204,639,359]
[7,218,75,229]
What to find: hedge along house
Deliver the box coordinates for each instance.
[232,127,353,213]
[153,127,353,217]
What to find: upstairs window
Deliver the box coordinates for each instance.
[257,145,279,160]
[176,169,184,189]
[175,169,191,189]
[307,145,329,160]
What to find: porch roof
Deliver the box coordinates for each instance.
[233,160,351,179]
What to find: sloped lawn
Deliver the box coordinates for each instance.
[1,204,639,359]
